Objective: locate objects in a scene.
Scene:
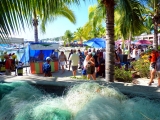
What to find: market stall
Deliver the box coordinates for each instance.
[28,42,59,74]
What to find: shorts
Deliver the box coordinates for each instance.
[149,62,156,70]
[86,66,95,74]
[157,71,160,78]
[72,66,78,71]
[60,61,65,66]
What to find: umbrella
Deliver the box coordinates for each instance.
[84,38,106,48]
[134,40,152,45]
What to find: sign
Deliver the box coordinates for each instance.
[30,43,59,50]
[0,37,24,43]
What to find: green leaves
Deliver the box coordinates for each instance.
[116,0,146,39]
[0,0,79,41]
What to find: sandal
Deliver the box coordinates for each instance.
[148,82,152,86]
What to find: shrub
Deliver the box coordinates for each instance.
[131,54,150,78]
[114,66,133,82]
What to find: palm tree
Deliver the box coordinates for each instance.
[0,0,31,40]
[143,0,160,49]
[63,30,74,45]
[0,0,77,42]
[32,4,76,42]
[82,4,105,39]
[115,0,146,57]
[74,27,86,44]
[99,0,146,82]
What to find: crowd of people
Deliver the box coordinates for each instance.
[0,52,23,75]
[57,48,106,80]
[42,48,106,80]
[115,44,160,87]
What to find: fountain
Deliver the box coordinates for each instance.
[0,81,160,120]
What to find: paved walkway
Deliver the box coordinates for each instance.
[0,67,160,99]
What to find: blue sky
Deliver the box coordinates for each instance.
[13,0,97,41]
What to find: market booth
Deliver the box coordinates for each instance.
[28,42,59,74]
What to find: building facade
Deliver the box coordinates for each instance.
[134,33,160,45]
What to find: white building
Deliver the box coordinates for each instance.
[134,33,160,45]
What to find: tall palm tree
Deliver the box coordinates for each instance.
[0,0,77,42]
[100,0,145,82]
[143,0,160,49]
[32,4,76,42]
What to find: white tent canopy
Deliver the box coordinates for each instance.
[0,37,24,44]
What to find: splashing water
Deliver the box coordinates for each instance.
[0,81,160,120]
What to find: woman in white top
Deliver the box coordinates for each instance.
[59,51,67,73]
[131,47,138,61]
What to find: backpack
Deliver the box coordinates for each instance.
[42,62,51,73]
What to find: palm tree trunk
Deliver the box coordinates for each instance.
[153,16,158,49]
[33,10,38,42]
[153,0,159,49]
[104,1,115,82]
[128,32,132,59]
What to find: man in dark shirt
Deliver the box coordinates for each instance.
[68,49,73,71]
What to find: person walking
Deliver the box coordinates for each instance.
[69,49,79,77]
[68,49,73,71]
[148,48,158,86]
[155,51,160,87]
[78,49,84,69]
[85,52,96,80]
[59,51,67,73]
[93,50,100,77]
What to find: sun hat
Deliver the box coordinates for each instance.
[46,57,51,61]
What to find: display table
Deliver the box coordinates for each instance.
[30,61,59,74]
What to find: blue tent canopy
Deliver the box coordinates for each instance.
[84,38,106,48]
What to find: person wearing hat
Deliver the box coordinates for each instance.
[42,57,52,77]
